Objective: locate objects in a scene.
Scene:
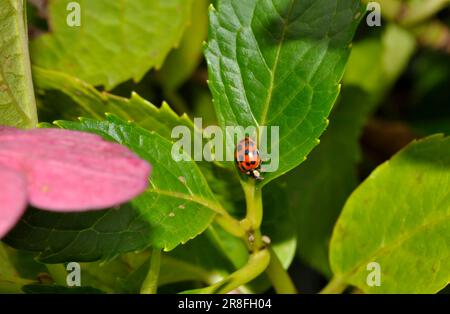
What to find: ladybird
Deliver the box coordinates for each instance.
[234,136,263,180]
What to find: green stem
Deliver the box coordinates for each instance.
[319,276,348,294]
[181,249,271,294]
[46,264,67,286]
[240,181,265,252]
[265,248,298,294]
[242,181,263,231]
[140,248,161,294]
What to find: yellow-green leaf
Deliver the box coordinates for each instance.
[31,0,193,89]
[330,135,450,293]
[0,0,38,128]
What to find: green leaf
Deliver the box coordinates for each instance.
[329,135,450,293]
[4,204,153,263]
[5,115,224,262]
[0,244,17,280]
[33,67,194,139]
[57,115,220,251]
[30,0,193,89]
[2,247,47,280]
[0,0,38,128]
[205,0,364,185]
[158,0,210,91]
[0,243,34,293]
[286,24,416,277]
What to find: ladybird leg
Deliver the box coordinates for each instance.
[253,170,264,180]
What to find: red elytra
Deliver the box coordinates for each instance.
[234,137,263,180]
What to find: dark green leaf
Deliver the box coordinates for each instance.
[205,0,364,185]
[5,204,152,263]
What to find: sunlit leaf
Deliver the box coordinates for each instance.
[0,0,38,128]
[31,0,193,89]
[330,135,450,293]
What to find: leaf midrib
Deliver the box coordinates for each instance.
[258,0,295,128]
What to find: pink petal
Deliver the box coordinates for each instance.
[0,128,151,212]
[0,166,27,238]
